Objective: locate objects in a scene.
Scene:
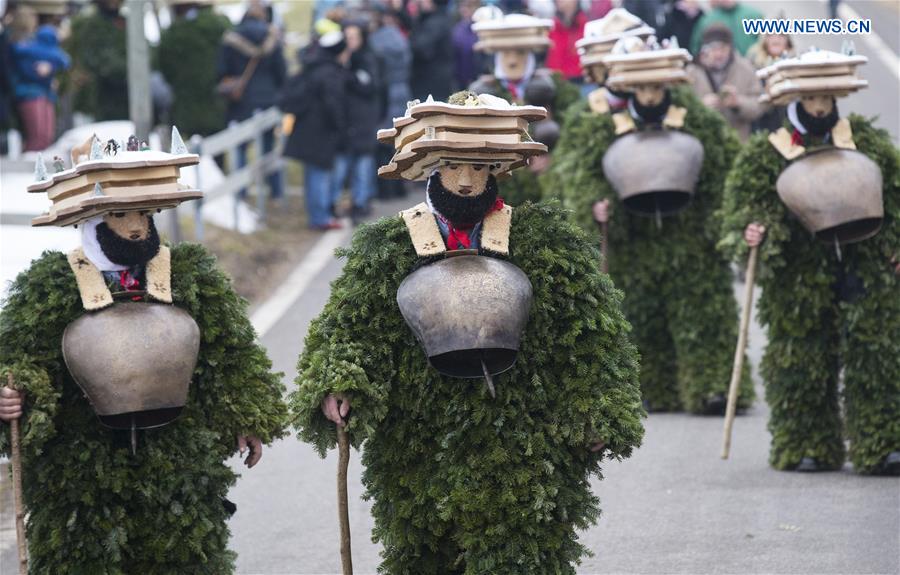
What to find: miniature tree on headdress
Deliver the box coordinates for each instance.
[34,154,49,181]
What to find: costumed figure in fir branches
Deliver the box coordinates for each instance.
[552,36,753,414]
[291,93,644,574]
[719,49,900,474]
[466,7,580,207]
[574,8,655,118]
[0,129,288,572]
[157,0,232,137]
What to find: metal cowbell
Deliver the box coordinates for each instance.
[602,130,704,217]
[776,148,883,244]
[62,302,200,429]
[396,255,533,380]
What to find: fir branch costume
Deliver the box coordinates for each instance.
[552,86,754,412]
[0,243,287,573]
[292,202,643,573]
[157,8,232,137]
[719,115,900,473]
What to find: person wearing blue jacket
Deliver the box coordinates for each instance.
[9,23,69,150]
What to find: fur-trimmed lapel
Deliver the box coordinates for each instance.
[588,88,611,115]
[145,246,173,303]
[68,248,114,311]
[663,105,687,129]
[481,204,512,256]
[401,203,445,257]
[831,118,856,150]
[67,246,173,311]
[769,127,805,160]
[613,112,636,135]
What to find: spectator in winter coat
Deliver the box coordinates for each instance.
[370,5,411,199]
[332,21,382,221]
[690,0,763,56]
[9,21,70,151]
[217,0,286,198]
[452,0,480,90]
[545,0,588,82]
[746,31,794,133]
[687,23,763,141]
[658,0,703,51]
[409,0,453,101]
[282,31,348,230]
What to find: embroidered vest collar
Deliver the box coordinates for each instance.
[768,118,856,161]
[400,202,513,258]
[68,246,173,311]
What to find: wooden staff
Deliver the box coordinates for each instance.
[336,424,353,575]
[7,372,27,575]
[721,245,759,459]
[593,201,611,274]
[599,221,609,274]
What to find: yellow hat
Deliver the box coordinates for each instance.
[576,8,655,70]
[603,37,692,91]
[472,11,553,54]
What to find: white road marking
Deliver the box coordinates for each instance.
[250,225,351,337]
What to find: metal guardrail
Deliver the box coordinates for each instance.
[189,107,284,240]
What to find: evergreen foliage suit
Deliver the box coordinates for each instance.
[552,86,754,413]
[719,116,900,472]
[292,202,645,574]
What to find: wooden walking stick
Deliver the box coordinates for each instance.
[336,423,353,575]
[7,372,27,575]
[599,220,609,274]
[721,245,759,459]
[593,201,610,274]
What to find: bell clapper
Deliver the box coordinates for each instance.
[130,416,137,455]
[481,360,496,399]
[655,198,662,230]
[834,235,842,262]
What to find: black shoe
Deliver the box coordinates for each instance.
[795,457,821,472]
[875,452,900,476]
[702,393,727,416]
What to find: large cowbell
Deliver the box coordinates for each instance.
[602,130,704,216]
[776,148,883,244]
[396,254,533,379]
[62,302,201,429]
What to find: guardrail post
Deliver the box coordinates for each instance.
[228,142,240,232]
[254,118,267,226]
[192,135,205,242]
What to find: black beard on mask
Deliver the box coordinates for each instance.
[796,98,839,137]
[631,89,672,124]
[96,216,161,267]
[427,171,500,227]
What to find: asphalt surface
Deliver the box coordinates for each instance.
[3,2,899,573]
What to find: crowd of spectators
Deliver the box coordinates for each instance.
[0,0,830,229]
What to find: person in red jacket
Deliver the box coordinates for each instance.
[545,0,588,81]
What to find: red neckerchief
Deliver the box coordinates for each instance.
[791,129,805,147]
[505,81,520,101]
[438,198,505,251]
[119,270,143,301]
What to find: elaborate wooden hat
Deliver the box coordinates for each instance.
[377,94,547,181]
[603,37,692,91]
[472,11,554,53]
[757,49,868,105]
[28,128,202,227]
[576,8,655,69]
